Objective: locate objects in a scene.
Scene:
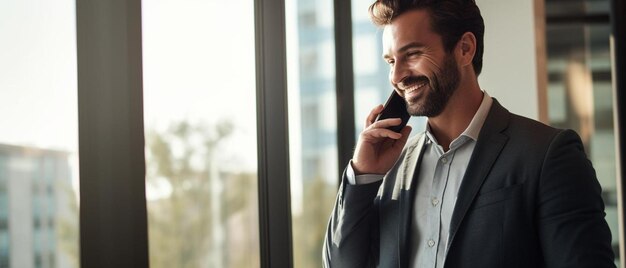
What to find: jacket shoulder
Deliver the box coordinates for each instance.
[487,98,563,144]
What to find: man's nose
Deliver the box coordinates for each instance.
[390,62,410,86]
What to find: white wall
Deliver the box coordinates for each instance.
[476,0,540,120]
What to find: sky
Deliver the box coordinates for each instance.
[142,0,258,172]
[0,0,78,152]
[0,0,264,202]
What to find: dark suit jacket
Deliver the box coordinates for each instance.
[323,99,615,267]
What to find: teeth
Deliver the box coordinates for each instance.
[404,82,427,94]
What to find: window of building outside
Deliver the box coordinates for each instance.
[286,0,339,267]
[142,0,260,267]
[0,1,79,268]
[351,0,427,138]
[544,0,620,264]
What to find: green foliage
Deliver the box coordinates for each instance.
[293,177,337,268]
[57,184,79,268]
[56,119,260,268]
[146,120,258,268]
[57,119,337,268]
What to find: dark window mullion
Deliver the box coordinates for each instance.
[254,0,293,266]
[334,0,357,184]
[76,0,149,267]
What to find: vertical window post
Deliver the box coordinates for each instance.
[334,0,356,183]
[76,0,149,267]
[255,0,294,266]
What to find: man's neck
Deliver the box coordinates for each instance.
[427,86,484,151]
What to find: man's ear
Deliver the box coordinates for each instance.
[456,32,476,68]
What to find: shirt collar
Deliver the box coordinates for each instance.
[424,91,493,145]
[462,91,492,141]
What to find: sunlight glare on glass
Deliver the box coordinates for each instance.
[142,1,257,203]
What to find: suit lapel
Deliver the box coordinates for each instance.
[447,99,510,252]
[397,134,427,267]
[392,134,427,200]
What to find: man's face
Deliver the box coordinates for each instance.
[382,9,460,117]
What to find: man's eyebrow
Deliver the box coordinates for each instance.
[383,42,426,59]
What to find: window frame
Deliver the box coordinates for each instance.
[76,0,149,267]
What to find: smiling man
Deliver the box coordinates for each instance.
[323,0,615,267]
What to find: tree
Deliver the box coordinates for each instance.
[292,176,337,268]
[57,120,260,268]
[146,120,258,268]
[57,184,79,268]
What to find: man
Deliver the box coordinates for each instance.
[323,0,615,267]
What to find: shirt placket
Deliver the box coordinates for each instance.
[424,147,453,268]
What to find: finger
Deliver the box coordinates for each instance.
[365,104,384,128]
[362,127,402,140]
[395,125,413,147]
[379,125,412,151]
[369,118,402,130]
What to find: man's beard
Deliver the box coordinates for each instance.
[401,54,460,117]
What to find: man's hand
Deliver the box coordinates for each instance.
[352,104,412,175]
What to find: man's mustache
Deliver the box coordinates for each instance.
[397,76,430,90]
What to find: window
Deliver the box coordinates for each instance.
[6,0,624,267]
[142,0,260,267]
[286,0,338,267]
[0,1,79,267]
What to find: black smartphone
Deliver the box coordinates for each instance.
[375,90,411,133]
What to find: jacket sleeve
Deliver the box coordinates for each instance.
[538,129,615,267]
[323,167,382,268]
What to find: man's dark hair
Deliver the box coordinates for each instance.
[369,0,485,76]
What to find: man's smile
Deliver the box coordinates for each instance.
[399,78,429,101]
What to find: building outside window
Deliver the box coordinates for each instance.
[0,0,79,267]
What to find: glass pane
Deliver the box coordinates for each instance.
[285,0,338,267]
[351,0,426,138]
[142,1,260,267]
[0,1,79,268]
[545,0,619,263]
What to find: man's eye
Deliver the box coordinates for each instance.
[386,60,395,66]
[407,51,422,57]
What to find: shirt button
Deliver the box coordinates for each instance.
[441,157,448,164]
[432,198,439,206]
[428,239,435,247]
